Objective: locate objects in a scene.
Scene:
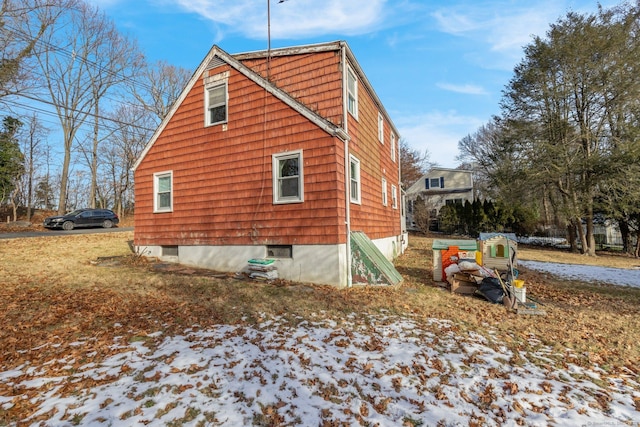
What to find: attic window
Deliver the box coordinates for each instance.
[205,81,227,126]
[391,132,396,162]
[346,66,358,119]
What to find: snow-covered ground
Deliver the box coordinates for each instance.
[1,313,638,426]
[520,260,640,288]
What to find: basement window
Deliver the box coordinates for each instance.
[162,246,178,257]
[267,245,292,258]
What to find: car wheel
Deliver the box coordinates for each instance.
[62,221,74,231]
[102,219,113,229]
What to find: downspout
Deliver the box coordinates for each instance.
[341,43,352,288]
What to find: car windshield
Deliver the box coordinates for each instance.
[66,209,86,216]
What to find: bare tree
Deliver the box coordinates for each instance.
[16,112,48,220]
[83,7,142,208]
[399,138,431,189]
[32,0,109,214]
[132,60,192,125]
[0,0,60,100]
[102,103,154,216]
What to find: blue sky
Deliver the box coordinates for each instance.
[96,0,617,168]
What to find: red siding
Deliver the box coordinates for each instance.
[134,65,347,247]
[134,46,401,251]
[347,64,402,240]
[241,51,344,127]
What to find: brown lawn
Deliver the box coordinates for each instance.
[0,231,638,415]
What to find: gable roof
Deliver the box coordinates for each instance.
[133,43,350,172]
[234,41,400,138]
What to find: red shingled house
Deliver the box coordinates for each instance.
[132,41,406,287]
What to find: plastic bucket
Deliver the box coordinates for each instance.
[513,286,526,303]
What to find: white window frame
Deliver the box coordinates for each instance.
[391,132,396,162]
[349,155,361,204]
[430,177,441,188]
[378,112,384,144]
[391,185,398,209]
[346,66,358,119]
[204,74,228,127]
[154,171,173,213]
[272,150,304,204]
[382,178,388,206]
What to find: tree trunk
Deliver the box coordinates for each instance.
[583,208,596,256]
[576,216,588,255]
[90,103,99,209]
[567,220,578,253]
[618,219,631,255]
[57,138,72,215]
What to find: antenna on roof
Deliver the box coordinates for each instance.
[267,0,288,81]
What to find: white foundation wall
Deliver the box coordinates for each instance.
[137,243,348,287]
[371,234,406,260]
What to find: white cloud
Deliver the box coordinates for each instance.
[436,82,487,95]
[170,0,384,40]
[396,111,485,168]
[431,1,566,68]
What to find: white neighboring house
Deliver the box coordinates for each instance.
[405,168,474,230]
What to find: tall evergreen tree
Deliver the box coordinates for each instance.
[0,116,24,203]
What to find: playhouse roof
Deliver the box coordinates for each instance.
[478,233,517,241]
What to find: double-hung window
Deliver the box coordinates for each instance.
[273,150,303,204]
[350,155,361,204]
[205,82,227,126]
[347,66,358,119]
[378,113,384,143]
[391,185,398,209]
[382,178,388,206]
[391,132,396,162]
[154,171,173,213]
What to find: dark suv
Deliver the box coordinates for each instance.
[43,209,120,230]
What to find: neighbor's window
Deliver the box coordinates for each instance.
[382,178,388,206]
[347,66,358,118]
[429,177,440,188]
[391,185,398,209]
[273,150,303,204]
[378,112,384,143]
[154,171,173,213]
[350,155,361,204]
[205,82,227,126]
[391,132,396,162]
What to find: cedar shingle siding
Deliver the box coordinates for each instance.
[133,42,404,286]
